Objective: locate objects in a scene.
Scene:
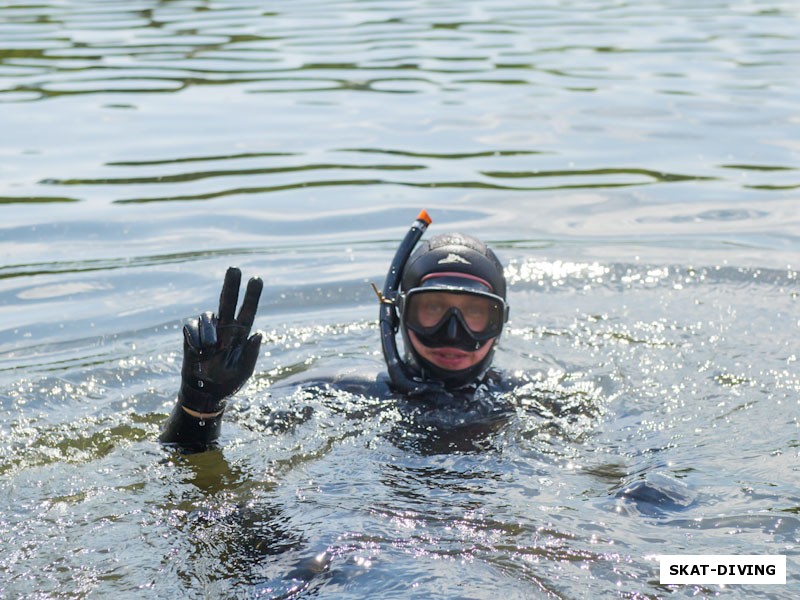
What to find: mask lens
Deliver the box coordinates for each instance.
[405,290,504,338]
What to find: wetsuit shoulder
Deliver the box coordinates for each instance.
[476,367,523,393]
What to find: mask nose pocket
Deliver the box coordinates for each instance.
[446,313,459,339]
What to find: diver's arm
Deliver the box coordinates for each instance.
[159,402,225,448]
[159,267,263,449]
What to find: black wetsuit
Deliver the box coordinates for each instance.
[160,368,518,452]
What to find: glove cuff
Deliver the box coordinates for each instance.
[178,384,227,415]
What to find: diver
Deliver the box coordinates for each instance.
[159,210,513,449]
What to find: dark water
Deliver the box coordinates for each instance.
[1,1,799,598]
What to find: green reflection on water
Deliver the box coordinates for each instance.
[0,196,80,204]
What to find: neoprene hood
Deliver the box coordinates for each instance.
[399,232,508,389]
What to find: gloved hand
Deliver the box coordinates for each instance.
[179,267,263,415]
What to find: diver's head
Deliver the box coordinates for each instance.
[398,233,508,389]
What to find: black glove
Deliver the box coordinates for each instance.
[179,267,263,415]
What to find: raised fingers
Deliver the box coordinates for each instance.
[236,276,263,330]
[218,267,242,324]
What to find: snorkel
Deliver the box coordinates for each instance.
[374,209,445,395]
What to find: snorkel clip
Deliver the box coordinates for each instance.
[370,282,393,306]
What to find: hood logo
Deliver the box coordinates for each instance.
[438,253,471,265]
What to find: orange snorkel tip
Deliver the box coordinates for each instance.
[416,209,432,226]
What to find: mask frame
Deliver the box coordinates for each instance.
[399,287,508,350]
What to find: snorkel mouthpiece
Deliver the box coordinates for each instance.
[376,210,444,395]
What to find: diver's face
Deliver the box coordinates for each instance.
[407,330,495,372]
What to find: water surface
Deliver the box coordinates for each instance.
[1,1,799,598]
